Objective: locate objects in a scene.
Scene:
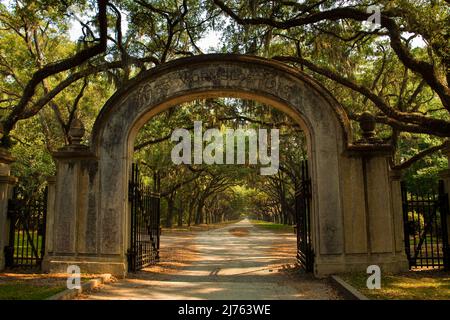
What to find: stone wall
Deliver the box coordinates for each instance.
[0,149,16,271]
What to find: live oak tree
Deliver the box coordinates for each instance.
[0,0,210,194]
[209,0,449,170]
[133,98,306,226]
[1,0,448,222]
[0,0,208,146]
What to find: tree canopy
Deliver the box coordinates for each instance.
[0,0,448,224]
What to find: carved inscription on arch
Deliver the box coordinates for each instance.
[176,65,297,101]
[132,64,300,116]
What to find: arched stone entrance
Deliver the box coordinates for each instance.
[43,54,408,277]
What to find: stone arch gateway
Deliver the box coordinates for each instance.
[43,54,408,277]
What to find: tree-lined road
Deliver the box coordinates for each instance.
[80,219,340,300]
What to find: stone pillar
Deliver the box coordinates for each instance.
[389,169,407,256]
[343,112,408,273]
[42,176,56,263]
[42,119,126,276]
[439,141,450,250]
[0,148,16,270]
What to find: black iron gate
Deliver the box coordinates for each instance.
[401,180,449,270]
[295,160,314,272]
[128,163,161,272]
[4,187,48,268]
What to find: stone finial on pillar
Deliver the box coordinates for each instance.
[68,118,85,146]
[357,112,382,144]
[53,118,90,159]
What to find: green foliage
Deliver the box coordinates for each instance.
[207,0,449,175]
[407,211,425,235]
[0,0,447,226]
[133,98,306,226]
[0,283,65,300]
[250,220,294,233]
[10,117,55,193]
[400,133,448,192]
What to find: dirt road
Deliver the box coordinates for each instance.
[80,219,340,300]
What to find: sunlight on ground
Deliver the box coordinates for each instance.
[77,220,340,300]
[228,227,251,237]
[341,270,450,300]
[0,272,102,300]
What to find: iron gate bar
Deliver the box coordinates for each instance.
[295,160,314,272]
[401,180,449,270]
[128,163,161,272]
[5,187,47,268]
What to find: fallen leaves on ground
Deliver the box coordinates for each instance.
[228,227,251,237]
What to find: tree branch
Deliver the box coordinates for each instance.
[1,0,108,143]
[213,1,450,110]
[392,142,448,171]
[274,55,450,137]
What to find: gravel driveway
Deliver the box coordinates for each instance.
[79,219,340,300]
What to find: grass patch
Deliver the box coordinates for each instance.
[11,231,43,259]
[0,272,104,300]
[340,269,450,300]
[0,282,65,300]
[250,220,295,233]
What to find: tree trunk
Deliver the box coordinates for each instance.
[195,199,205,225]
[165,195,174,228]
[177,199,183,227]
[187,199,195,227]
